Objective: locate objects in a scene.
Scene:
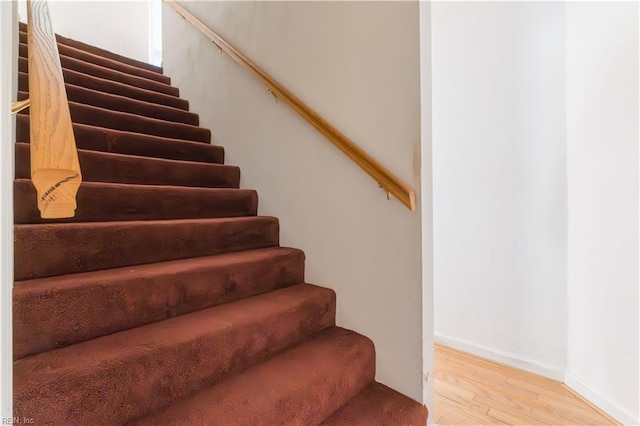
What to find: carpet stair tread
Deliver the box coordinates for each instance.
[16,115,224,164]
[130,327,375,426]
[14,180,257,224]
[18,84,198,125]
[19,21,164,73]
[14,247,305,358]
[19,101,210,142]
[321,382,428,425]
[19,70,188,110]
[15,143,237,188]
[14,284,335,425]
[18,38,170,84]
[14,216,280,280]
[18,53,178,97]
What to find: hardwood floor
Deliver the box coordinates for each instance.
[433,344,619,425]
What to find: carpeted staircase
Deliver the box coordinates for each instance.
[14,22,427,425]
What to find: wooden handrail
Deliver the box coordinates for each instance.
[165,0,416,211]
[26,0,81,218]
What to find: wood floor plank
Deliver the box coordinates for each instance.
[446,356,510,382]
[436,344,573,395]
[562,386,622,425]
[529,407,586,425]
[505,376,577,399]
[473,394,532,416]
[538,391,612,419]
[434,377,477,401]
[546,403,615,425]
[434,379,493,415]
[439,357,509,382]
[435,349,450,364]
[487,406,544,425]
[436,368,551,412]
[434,344,619,425]
[436,394,505,425]
[471,374,540,400]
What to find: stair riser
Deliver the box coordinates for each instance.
[19,101,210,143]
[19,52,178,96]
[18,71,188,110]
[14,217,279,280]
[16,115,224,164]
[15,143,238,188]
[14,180,257,224]
[14,285,335,425]
[132,328,375,426]
[14,248,305,359]
[19,22,163,74]
[18,85,198,125]
[18,40,170,84]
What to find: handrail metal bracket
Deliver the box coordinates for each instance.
[377,183,390,200]
[267,87,279,103]
[11,99,30,114]
[211,40,222,53]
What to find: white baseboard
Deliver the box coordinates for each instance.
[564,371,639,426]
[434,333,565,381]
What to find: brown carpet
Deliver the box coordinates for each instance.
[14,22,428,425]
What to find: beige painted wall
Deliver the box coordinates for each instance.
[162,1,428,403]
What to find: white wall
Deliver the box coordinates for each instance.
[420,0,434,413]
[432,2,568,378]
[162,1,427,403]
[0,0,16,417]
[18,0,151,63]
[433,2,639,422]
[565,3,639,424]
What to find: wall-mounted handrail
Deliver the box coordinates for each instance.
[164,0,416,211]
[26,0,82,218]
